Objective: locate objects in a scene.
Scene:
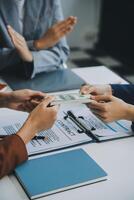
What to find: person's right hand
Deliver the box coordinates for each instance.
[89,95,129,123]
[34,16,77,50]
[17,96,58,144]
[80,84,112,96]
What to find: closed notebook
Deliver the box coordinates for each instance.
[15,149,107,199]
[3,69,86,93]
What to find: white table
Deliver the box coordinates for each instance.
[1,66,134,200]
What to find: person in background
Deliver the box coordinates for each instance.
[0,0,77,78]
[0,89,58,178]
[80,84,134,129]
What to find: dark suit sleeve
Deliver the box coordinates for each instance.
[111,84,134,105]
[0,135,28,179]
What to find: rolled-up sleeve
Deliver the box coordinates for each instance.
[0,135,28,179]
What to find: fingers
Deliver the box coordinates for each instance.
[61,25,74,36]
[7,25,33,62]
[63,16,77,28]
[7,25,23,40]
[30,91,47,102]
[89,101,107,111]
[57,16,77,29]
[7,25,25,47]
[89,95,113,111]
[24,101,36,112]
[55,16,77,30]
[17,102,35,112]
[41,96,55,107]
[91,95,113,102]
[80,84,95,95]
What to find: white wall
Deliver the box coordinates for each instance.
[61,0,101,48]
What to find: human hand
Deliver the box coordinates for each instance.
[88,95,129,123]
[80,84,112,96]
[7,25,33,62]
[34,16,77,50]
[17,96,58,144]
[5,89,46,112]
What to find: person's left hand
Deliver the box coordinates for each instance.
[7,25,33,62]
[6,89,47,112]
[89,95,129,123]
[34,16,77,50]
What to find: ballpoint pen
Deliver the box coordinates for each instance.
[0,135,46,140]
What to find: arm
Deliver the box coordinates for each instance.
[0,135,27,179]
[0,96,58,178]
[6,1,70,79]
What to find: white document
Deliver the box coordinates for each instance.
[67,104,133,141]
[0,107,92,156]
[0,103,133,155]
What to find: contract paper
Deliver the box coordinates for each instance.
[0,104,132,155]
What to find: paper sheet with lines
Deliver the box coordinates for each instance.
[0,107,92,155]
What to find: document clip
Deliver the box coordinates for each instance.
[64,111,86,134]
[64,111,100,141]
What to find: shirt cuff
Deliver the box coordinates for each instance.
[23,61,34,79]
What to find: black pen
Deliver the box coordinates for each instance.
[0,135,8,138]
[0,135,45,140]
[32,136,46,140]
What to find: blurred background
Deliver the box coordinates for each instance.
[61,0,134,83]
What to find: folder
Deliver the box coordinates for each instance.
[15,149,107,199]
[2,69,86,93]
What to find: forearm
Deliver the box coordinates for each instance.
[0,135,28,179]
[17,119,37,144]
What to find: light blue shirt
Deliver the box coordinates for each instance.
[0,0,70,78]
[14,0,25,33]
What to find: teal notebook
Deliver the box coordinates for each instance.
[15,149,107,199]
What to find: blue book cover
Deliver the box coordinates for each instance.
[15,149,107,199]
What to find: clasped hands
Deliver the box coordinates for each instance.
[7,16,77,62]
